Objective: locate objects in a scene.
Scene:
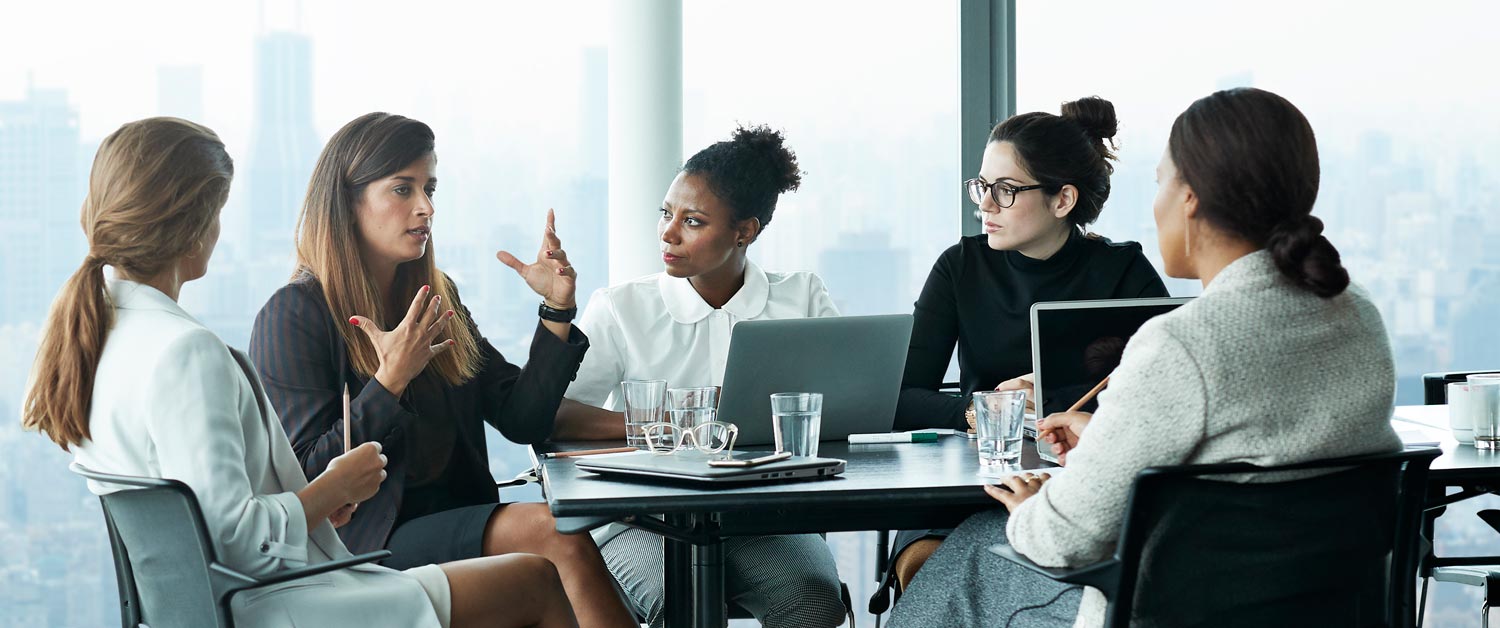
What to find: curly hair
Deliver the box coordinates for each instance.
[681,124,802,232]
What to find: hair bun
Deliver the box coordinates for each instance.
[731,124,802,195]
[1266,215,1350,298]
[1061,96,1118,142]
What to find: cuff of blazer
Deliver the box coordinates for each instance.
[353,377,418,445]
[261,491,311,566]
[528,320,590,382]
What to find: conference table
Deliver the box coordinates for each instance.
[531,435,1054,628]
[532,408,1500,628]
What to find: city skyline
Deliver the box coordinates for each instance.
[5,1,1499,625]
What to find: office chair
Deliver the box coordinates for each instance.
[72,463,392,628]
[1418,369,1500,628]
[987,448,1438,628]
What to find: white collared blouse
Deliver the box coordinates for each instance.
[566,260,840,410]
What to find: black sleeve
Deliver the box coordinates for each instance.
[1118,247,1171,299]
[463,301,589,446]
[894,244,970,431]
[250,283,417,481]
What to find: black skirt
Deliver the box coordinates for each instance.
[383,503,500,569]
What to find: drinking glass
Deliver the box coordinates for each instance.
[770,392,823,457]
[666,387,719,451]
[621,379,667,449]
[973,390,1027,468]
[1468,374,1500,450]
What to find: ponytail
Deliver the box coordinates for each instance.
[20,117,231,450]
[22,257,113,449]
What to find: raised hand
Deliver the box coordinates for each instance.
[349,284,456,397]
[496,208,578,310]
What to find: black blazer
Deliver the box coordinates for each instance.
[249,275,588,554]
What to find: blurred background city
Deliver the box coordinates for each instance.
[2,1,1498,625]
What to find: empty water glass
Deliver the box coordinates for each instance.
[621,379,666,449]
[973,390,1027,469]
[666,387,719,451]
[770,392,823,457]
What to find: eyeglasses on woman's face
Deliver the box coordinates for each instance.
[964,177,1050,210]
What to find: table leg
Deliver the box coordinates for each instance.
[664,513,692,628]
[693,534,726,628]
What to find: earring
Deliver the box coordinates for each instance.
[737,241,744,247]
[1183,222,1193,259]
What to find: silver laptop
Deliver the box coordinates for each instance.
[1030,298,1193,461]
[717,314,913,446]
[575,451,846,484]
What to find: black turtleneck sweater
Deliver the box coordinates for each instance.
[895,229,1169,430]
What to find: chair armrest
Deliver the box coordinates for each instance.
[988,543,1121,597]
[216,550,393,596]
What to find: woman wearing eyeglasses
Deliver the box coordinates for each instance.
[553,125,849,628]
[886,97,1169,592]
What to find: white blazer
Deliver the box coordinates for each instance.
[73,279,446,628]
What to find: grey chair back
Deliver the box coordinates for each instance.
[75,464,234,628]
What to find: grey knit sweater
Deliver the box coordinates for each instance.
[1006,250,1403,628]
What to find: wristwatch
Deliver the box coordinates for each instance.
[538,301,577,323]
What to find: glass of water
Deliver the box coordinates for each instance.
[666,387,719,451]
[1468,374,1500,450]
[973,390,1027,469]
[770,392,823,457]
[621,379,666,449]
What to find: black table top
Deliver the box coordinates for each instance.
[1392,406,1500,483]
[533,436,1057,536]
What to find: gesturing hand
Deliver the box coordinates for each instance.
[496,208,578,310]
[349,284,456,397]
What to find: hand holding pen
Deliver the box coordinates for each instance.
[1037,375,1109,465]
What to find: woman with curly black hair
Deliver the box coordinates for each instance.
[555,125,848,628]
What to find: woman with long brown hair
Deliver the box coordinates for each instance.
[249,112,634,627]
[23,117,577,627]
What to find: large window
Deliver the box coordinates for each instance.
[683,1,961,318]
[1,2,607,624]
[683,2,960,624]
[1017,2,1500,623]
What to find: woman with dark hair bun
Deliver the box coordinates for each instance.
[887,96,1169,590]
[555,125,848,628]
[888,88,1401,628]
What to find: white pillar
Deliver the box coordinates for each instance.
[608,0,682,286]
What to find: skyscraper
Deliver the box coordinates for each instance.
[0,85,83,326]
[247,30,318,271]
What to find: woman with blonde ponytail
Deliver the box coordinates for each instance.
[23,117,577,628]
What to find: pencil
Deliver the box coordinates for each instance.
[342,383,351,453]
[542,446,638,459]
[1066,376,1111,413]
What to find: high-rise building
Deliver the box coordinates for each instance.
[247,30,318,271]
[818,230,908,316]
[0,85,83,326]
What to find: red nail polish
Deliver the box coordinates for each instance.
[349,317,359,326]
[446,339,455,346]
[422,284,430,291]
[447,310,456,318]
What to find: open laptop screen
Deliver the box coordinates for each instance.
[1030,298,1193,417]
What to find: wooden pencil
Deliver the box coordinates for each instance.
[1066,376,1111,413]
[543,446,639,459]
[342,383,351,453]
